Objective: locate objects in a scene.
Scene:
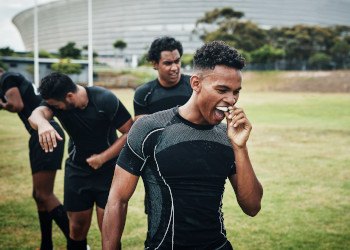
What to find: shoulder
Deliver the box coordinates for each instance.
[180,74,191,83]
[134,79,157,103]
[0,72,30,92]
[128,108,176,151]
[89,86,119,104]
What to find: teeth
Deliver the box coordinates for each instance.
[216,107,229,112]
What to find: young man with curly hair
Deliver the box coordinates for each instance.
[102,41,263,250]
[133,36,192,120]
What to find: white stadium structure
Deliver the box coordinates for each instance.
[13,0,350,61]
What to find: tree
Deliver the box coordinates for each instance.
[0,47,14,56]
[250,45,284,66]
[113,39,127,50]
[58,42,81,59]
[330,40,350,68]
[194,8,268,52]
[308,53,332,70]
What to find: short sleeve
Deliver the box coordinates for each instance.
[92,87,131,127]
[134,98,149,116]
[116,118,149,176]
[1,74,21,93]
[133,82,154,116]
[113,101,132,129]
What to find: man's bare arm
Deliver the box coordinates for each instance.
[28,106,63,152]
[86,118,133,169]
[0,87,24,112]
[229,146,263,217]
[102,166,139,250]
[226,107,263,216]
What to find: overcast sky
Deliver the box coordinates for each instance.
[0,0,57,51]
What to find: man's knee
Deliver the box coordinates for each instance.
[33,188,53,205]
[69,216,91,240]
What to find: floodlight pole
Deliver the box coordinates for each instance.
[88,0,93,86]
[34,0,39,88]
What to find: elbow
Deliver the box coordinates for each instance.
[28,114,37,130]
[243,202,261,217]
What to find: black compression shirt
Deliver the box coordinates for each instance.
[1,72,42,133]
[43,86,131,169]
[117,107,236,249]
[133,74,192,116]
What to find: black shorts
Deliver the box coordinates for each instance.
[29,121,65,174]
[64,158,115,212]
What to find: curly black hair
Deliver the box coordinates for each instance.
[39,72,77,101]
[193,41,245,70]
[147,36,183,62]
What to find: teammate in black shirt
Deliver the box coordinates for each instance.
[133,36,192,214]
[0,69,69,250]
[29,72,133,250]
[103,41,263,249]
[133,36,192,119]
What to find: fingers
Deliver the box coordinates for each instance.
[39,129,60,153]
[226,107,250,129]
[86,154,102,169]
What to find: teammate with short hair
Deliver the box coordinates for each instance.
[102,41,263,249]
[134,36,192,214]
[0,68,69,250]
[133,36,192,119]
[29,72,133,250]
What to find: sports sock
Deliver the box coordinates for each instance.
[49,204,70,239]
[38,211,53,250]
[67,238,87,250]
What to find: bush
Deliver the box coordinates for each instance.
[308,53,332,70]
[51,59,82,74]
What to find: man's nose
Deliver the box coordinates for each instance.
[225,94,237,106]
[170,62,178,70]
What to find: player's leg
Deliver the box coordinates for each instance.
[64,159,94,250]
[67,209,93,250]
[33,188,53,250]
[30,128,67,249]
[33,170,69,239]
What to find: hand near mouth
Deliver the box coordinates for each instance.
[225,106,252,148]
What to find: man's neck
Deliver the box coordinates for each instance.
[157,75,181,88]
[76,85,89,109]
[178,96,208,125]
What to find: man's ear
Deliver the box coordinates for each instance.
[152,61,159,70]
[190,74,201,92]
[65,92,74,102]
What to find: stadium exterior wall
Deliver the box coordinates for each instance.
[12,0,350,61]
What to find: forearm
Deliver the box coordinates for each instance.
[100,133,128,164]
[28,108,52,130]
[233,146,263,216]
[1,102,21,113]
[102,198,128,249]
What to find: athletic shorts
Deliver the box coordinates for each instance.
[29,121,65,174]
[64,158,115,212]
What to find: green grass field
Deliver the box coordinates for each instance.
[1,85,349,249]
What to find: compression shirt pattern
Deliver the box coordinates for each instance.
[117,108,235,249]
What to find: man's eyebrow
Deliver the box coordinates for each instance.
[216,85,242,91]
[163,57,181,63]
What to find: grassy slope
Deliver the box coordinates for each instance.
[0,73,349,249]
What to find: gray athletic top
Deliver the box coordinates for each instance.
[117,107,236,249]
